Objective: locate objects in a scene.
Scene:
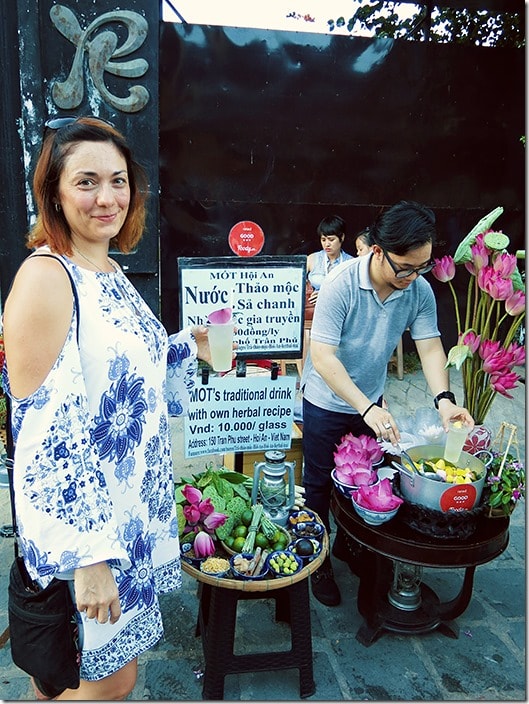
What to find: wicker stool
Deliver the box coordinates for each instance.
[196,579,315,699]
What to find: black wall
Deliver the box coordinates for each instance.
[159,23,524,348]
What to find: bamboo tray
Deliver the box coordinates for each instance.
[181,519,329,592]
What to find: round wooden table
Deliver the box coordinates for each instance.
[182,520,328,699]
[331,488,509,646]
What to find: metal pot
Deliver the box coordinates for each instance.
[392,444,491,513]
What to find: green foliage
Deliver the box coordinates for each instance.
[485,452,525,515]
[201,484,226,512]
[328,1,523,47]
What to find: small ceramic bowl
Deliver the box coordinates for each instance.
[267,549,303,577]
[288,537,322,564]
[288,509,317,528]
[351,497,400,526]
[229,552,269,581]
[180,542,206,569]
[332,468,380,498]
[199,556,231,578]
[292,521,325,540]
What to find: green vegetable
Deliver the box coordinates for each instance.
[242,504,263,553]
[260,514,277,540]
[215,515,235,541]
[201,484,226,512]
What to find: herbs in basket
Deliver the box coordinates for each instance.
[175,465,253,554]
[484,451,525,517]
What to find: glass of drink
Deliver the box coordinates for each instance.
[443,420,469,464]
[207,320,234,372]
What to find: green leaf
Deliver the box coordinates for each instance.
[176,503,186,537]
[453,207,504,263]
[511,267,525,292]
[201,484,226,512]
[215,515,235,541]
[445,344,472,370]
[218,470,249,484]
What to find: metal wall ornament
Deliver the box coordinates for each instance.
[49,4,150,113]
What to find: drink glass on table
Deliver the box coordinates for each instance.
[443,420,469,464]
[206,307,234,372]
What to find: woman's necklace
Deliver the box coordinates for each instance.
[72,243,111,273]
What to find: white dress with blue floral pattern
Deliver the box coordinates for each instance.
[7,252,197,681]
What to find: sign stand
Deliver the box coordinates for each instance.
[233,360,279,473]
[200,360,281,473]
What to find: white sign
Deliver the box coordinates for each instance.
[178,256,306,358]
[184,374,297,458]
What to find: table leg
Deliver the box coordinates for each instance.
[355,553,476,646]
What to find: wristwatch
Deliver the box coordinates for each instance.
[434,391,456,409]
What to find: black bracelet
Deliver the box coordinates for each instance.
[434,391,456,409]
[361,402,377,419]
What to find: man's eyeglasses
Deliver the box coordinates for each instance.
[382,249,434,279]
[45,115,114,130]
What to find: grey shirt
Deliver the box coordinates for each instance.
[301,253,440,413]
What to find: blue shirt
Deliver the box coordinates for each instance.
[307,248,353,290]
[301,253,440,413]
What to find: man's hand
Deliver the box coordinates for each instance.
[437,399,475,432]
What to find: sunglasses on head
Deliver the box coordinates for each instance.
[45,115,115,130]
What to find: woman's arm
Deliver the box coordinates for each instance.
[4,256,73,398]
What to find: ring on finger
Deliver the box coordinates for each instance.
[383,422,392,429]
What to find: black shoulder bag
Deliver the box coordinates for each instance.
[6,254,81,698]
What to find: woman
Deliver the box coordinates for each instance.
[3,117,211,700]
[305,215,352,314]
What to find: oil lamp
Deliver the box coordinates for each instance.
[251,450,296,526]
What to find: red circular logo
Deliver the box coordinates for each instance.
[228,221,265,257]
[439,484,477,512]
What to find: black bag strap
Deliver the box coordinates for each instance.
[5,252,80,558]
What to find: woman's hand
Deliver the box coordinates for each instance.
[308,289,319,305]
[74,562,121,624]
[191,324,237,365]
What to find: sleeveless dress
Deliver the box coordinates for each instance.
[4,251,197,681]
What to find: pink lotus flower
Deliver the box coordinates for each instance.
[479,339,502,361]
[505,290,525,316]
[464,235,489,274]
[207,307,233,324]
[507,342,525,367]
[459,330,481,354]
[193,530,216,557]
[492,252,517,277]
[477,266,513,301]
[490,370,520,398]
[334,465,378,487]
[432,256,456,282]
[334,433,383,468]
[180,484,227,537]
[203,511,228,531]
[352,478,404,511]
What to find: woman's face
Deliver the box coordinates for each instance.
[57,141,130,244]
[356,237,372,257]
[320,234,344,259]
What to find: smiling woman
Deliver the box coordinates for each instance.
[2,117,210,700]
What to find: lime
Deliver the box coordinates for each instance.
[232,536,246,552]
[254,532,269,550]
[224,535,235,549]
[233,525,248,539]
[272,541,285,551]
[241,509,253,527]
